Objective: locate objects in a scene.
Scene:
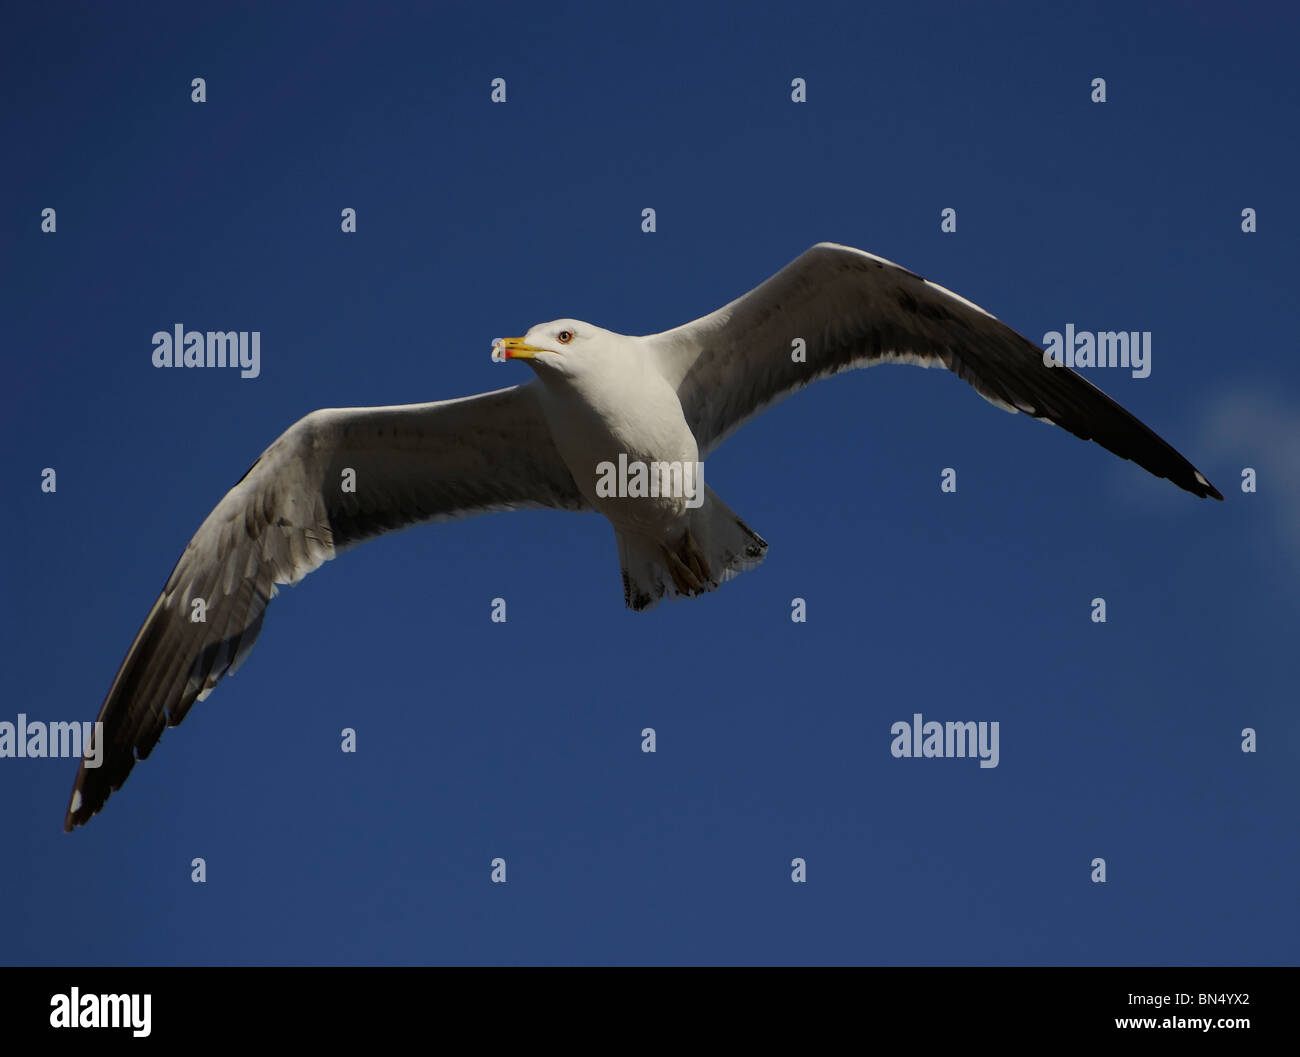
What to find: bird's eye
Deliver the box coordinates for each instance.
[557,329,574,344]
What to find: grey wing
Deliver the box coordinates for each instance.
[651,242,1222,500]
[65,382,585,830]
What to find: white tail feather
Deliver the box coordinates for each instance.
[616,486,768,611]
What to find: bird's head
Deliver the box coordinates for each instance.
[492,319,616,379]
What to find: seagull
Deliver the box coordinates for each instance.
[63,242,1222,830]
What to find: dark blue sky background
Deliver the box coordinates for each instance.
[3,1,1297,965]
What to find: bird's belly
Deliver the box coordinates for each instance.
[547,391,701,539]
[591,473,695,536]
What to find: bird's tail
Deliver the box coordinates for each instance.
[616,486,768,611]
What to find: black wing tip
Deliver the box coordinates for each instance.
[63,761,121,831]
[1189,470,1224,501]
[62,805,85,833]
[62,784,94,832]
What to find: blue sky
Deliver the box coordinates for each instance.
[2,1,1297,965]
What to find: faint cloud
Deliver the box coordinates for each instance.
[1200,386,1300,572]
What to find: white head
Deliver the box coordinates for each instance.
[492,319,624,380]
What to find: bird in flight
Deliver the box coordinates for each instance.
[63,242,1222,830]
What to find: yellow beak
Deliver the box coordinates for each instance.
[492,337,549,361]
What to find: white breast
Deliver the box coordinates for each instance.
[535,349,700,538]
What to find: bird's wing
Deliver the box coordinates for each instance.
[650,242,1222,500]
[65,382,584,830]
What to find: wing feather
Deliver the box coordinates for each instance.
[652,243,1222,500]
[64,382,583,830]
